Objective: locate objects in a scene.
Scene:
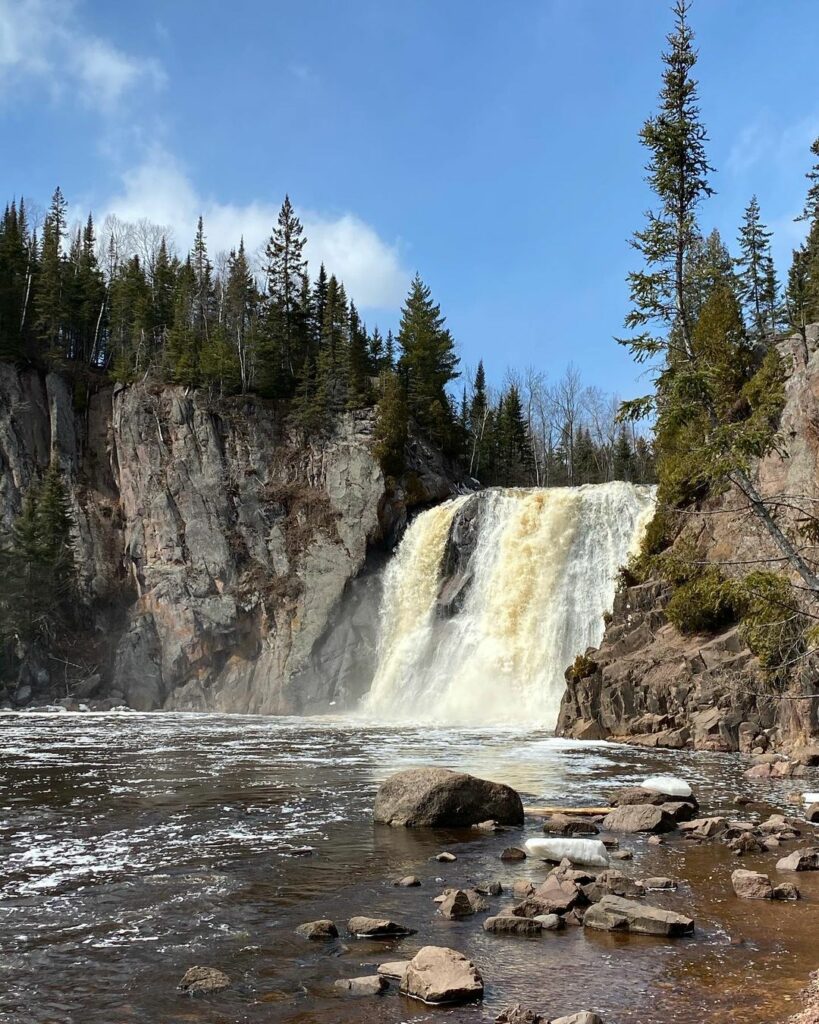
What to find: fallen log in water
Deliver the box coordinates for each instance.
[524,806,614,816]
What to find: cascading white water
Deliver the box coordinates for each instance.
[363,482,656,727]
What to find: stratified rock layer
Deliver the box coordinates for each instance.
[0,366,461,711]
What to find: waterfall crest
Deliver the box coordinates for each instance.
[362,482,655,727]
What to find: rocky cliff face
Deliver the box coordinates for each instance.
[0,365,462,712]
[558,327,819,754]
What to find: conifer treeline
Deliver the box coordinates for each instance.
[0,188,654,485]
[0,191,464,454]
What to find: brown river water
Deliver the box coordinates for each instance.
[1,712,817,1024]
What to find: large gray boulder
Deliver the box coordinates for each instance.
[583,895,694,937]
[400,946,484,1004]
[373,767,523,827]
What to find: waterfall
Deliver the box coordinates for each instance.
[362,482,655,728]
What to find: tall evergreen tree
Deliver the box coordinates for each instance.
[618,1,818,594]
[35,187,68,358]
[397,274,459,439]
[264,196,309,383]
[736,196,779,341]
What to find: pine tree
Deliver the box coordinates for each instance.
[613,426,634,481]
[1,463,75,647]
[617,1,819,593]
[345,301,372,409]
[191,216,214,346]
[397,274,459,438]
[736,196,779,342]
[165,257,199,384]
[35,187,68,358]
[373,369,408,476]
[108,256,151,380]
[0,202,29,361]
[619,0,713,385]
[310,263,328,349]
[264,196,309,384]
[222,239,258,393]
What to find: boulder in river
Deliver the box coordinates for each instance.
[542,814,600,836]
[583,895,694,937]
[601,804,676,834]
[731,869,773,899]
[377,960,411,980]
[501,846,527,861]
[347,916,416,938]
[400,945,484,1004]
[373,767,523,827]
[334,975,388,996]
[439,889,478,919]
[295,919,339,939]
[772,881,800,900]
[805,804,819,823]
[776,848,819,872]
[395,875,421,887]
[178,966,231,995]
[678,817,727,839]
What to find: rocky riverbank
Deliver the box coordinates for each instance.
[559,326,819,754]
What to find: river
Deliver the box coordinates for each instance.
[1,711,816,1024]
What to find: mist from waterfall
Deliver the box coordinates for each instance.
[362,482,656,728]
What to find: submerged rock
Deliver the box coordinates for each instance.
[484,914,544,936]
[495,1004,544,1023]
[400,945,484,1004]
[347,916,416,938]
[373,767,523,827]
[178,966,231,995]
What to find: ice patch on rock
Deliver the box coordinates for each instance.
[640,775,692,798]
[524,837,610,868]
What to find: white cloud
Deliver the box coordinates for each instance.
[100,150,410,309]
[0,0,163,112]
[727,113,819,179]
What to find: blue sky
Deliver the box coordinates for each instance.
[1,0,818,399]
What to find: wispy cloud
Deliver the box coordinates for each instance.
[100,149,410,309]
[0,0,164,112]
[727,112,819,179]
